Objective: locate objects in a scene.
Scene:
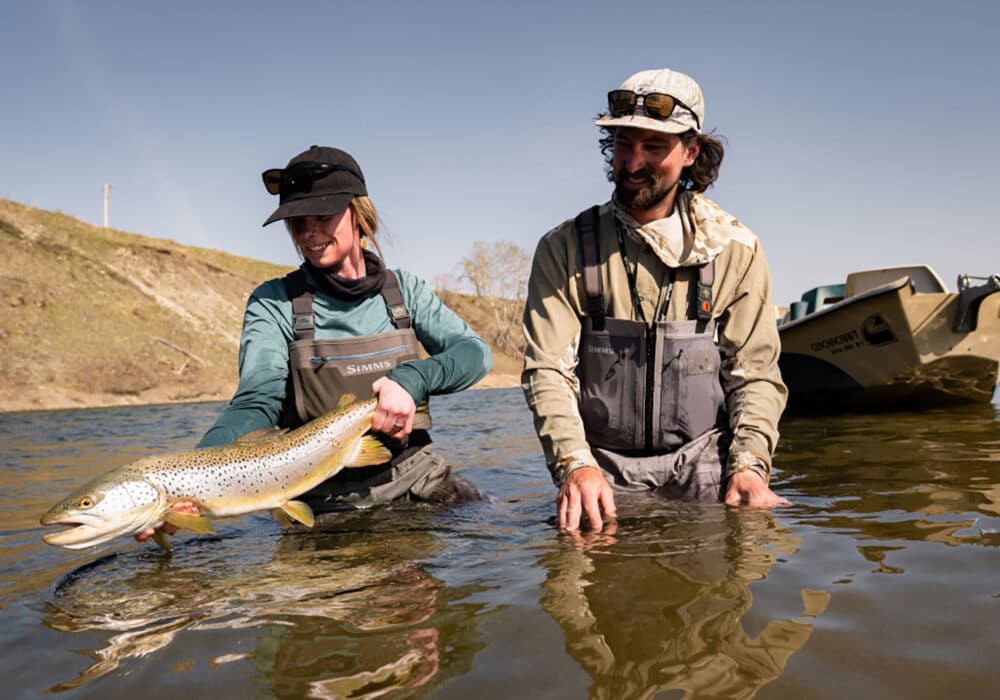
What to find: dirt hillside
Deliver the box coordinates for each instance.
[0,199,520,413]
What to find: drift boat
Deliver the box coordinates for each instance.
[776,265,1000,412]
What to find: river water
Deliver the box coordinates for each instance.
[1,387,998,699]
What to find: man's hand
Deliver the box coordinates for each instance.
[723,470,791,508]
[558,466,617,531]
[134,500,200,543]
[561,518,619,550]
[371,377,416,440]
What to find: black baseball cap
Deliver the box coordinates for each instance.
[262,145,368,226]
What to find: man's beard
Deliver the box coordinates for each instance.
[614,166,678,212]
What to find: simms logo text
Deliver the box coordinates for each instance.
[583,344,617,355]
[345,360,394,375]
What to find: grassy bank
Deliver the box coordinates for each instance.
[0,199,520,413]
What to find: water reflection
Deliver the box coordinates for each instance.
[777,403,1000,549]
[539,502,827,699]
[5,392,999,698]
[43,511,490,696]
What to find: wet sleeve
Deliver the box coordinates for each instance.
[197,285,291,448]
[521,226,599,484]
[717,241,788,480]
[385,270,492,404]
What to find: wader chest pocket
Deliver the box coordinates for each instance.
[684,349,716,376]
[577,320,645,451]
[659,337,725,444]
[288,330,421,425]
[308,344,410,370]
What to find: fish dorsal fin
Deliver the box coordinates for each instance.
[236,427,290,444]
[412,401,432,431]
[346,434,394,468]
[281,500,315,527]
[335,392,360,410]
[162,509,216,535]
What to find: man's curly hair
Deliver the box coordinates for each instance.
[597,119,726,193]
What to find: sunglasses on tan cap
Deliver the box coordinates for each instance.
[607,90,701,130]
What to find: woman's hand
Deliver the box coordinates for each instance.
[134,500,200,542]
[371,377,416,440]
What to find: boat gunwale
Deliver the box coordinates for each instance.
[777,276,918,333]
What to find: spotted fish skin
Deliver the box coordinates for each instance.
[40,398,383,550]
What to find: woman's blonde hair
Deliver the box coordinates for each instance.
[349,195,385,259]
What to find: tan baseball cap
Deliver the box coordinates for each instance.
[595,68,704,134]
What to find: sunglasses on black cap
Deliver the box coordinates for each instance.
[607,90,701,130]
[261,162,364,196]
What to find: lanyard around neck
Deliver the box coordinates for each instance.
[614,219,676,327]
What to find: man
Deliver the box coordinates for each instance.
[522,67,789,531]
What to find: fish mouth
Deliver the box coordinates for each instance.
[42,520,112,549]
[40,514,137,550]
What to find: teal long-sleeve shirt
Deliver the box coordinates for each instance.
[198,265,492,448]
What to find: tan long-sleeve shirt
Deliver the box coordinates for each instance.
[522,192,787,485]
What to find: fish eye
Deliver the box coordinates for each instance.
[78,497,95,509]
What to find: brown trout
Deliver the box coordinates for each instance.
[40,397,393,550]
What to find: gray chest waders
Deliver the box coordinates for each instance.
[278,268,432,447]
[574,205,727,454]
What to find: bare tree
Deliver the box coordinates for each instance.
[433,272,460,306]
[461,241,530,354]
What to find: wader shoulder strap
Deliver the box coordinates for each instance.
[282,268,412,339]
[282,269,317,341]
[380,270,411,329]
[575,205,606,331]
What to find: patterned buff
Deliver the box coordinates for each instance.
[612,192,757,268]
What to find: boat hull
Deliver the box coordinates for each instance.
[778,279,999,412]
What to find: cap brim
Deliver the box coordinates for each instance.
[594,113,697,134]
[263,192,354,226]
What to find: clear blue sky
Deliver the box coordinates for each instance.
[2,0,998,305]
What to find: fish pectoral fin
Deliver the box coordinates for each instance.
[152,531,173,553]
[162,510,217,535]
[271,507,294,528]
[346,435,394,468]
[281,500,315,528]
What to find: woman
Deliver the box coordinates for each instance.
[141,145,491,540]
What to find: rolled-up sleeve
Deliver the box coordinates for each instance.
[717,241,788,480]
[521,225,598,484]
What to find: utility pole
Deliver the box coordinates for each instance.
[103,183,111,228]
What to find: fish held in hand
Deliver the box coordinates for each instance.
[40,397,392,550]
